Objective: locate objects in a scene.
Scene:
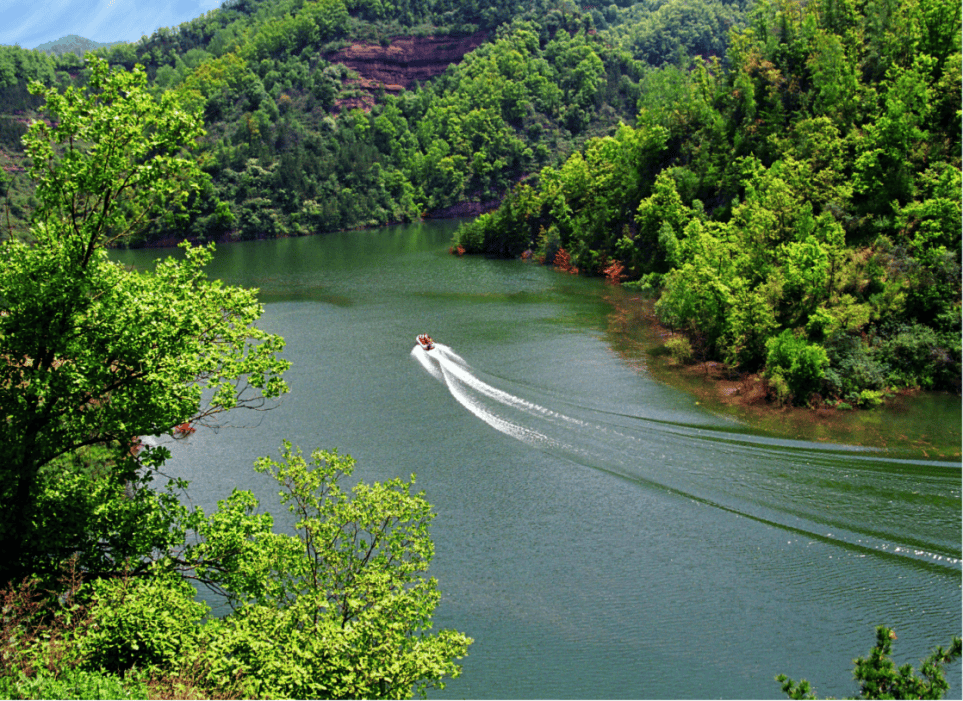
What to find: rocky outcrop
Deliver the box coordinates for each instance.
[426,199,501,219]
[325,32,487,92]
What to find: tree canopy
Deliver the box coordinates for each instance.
[0,55,471,699]
[1,445,472,699]
[0,57,289,583]
[778,626,962,700]
[454,0,961,407]
[1,0,727,242]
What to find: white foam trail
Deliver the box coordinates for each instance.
[432,343,469,367]
[411,345,444,381]
[419,343,652,460]
[440,362,558,447]
[410,343,960,570]
[413,343,575,451]
[434,345,592,431]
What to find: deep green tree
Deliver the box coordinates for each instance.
[777,626,962,699]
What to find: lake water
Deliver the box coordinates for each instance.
[113,221,961,699]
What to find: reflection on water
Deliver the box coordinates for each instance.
[600,291,962,459]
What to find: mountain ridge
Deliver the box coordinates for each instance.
[33,34,127,56]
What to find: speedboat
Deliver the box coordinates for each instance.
[416,334,435,351]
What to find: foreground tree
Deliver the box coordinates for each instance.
[0,56,471,699]
[0,57,289,584]
[186,443,473,699]
[0,446,472,700]
[777,626,962,699]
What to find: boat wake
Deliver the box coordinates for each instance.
[412,342,961,571]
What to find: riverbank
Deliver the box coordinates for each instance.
[132,204,499,250]
[602,289,962,460]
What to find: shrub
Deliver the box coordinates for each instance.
[75,573,208,675]
[875,322,959,390]
[857,389,885,408]
[0,668,146,700]
[603,258,627,284]
[554,247,578,274]
[534,225,562,265]
[665,335,694,364]
[822,331,886,398]
[767,371,793,406]
[623,271,662,297]
[764,330,829,405]
[453,215,486,253]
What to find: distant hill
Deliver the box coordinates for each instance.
[33,35,127,57]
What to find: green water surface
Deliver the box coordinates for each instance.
[113,221,961,700]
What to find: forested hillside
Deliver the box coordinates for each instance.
[4,0,954,408]
[34,35,128,57]
[455,0,961,407]
[1,0,744,243]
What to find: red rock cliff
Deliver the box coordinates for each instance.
[325,32,488,90]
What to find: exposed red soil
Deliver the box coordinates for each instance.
[325,32,487,89]
[325,31,488,111]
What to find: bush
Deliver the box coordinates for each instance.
[0,569,242,700]
[874,322,959,391]
[0,668,146,700]
[822,331,886,398]
[622,271,662,297]
[453,215,486,253]
[665,335,694,364]
[764,330,829,405]
[75,573,208,675]
[857,389,885,408]
[767,371,793,406]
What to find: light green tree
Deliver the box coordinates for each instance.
[188,443,472,699]
[0,446,473,700]
[0,56,290,583]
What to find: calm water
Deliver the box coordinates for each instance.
[113,222,961,699]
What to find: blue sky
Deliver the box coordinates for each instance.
[0,0,223,49]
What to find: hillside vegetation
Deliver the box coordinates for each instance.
[2,0,956,407]
[2,0,744,243]
[33,35,128,57]
[455,0,961,407]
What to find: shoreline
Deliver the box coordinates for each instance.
[131,202,500,250]
[602,290,962,460]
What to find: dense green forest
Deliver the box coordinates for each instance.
[1,0,957,410]
[1,0,748,241]
[455,0,962,407]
